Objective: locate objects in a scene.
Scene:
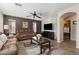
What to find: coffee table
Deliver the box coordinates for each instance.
[31,37,51,53]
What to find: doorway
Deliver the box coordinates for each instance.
[59,12,76,42]
[63,18,71,41]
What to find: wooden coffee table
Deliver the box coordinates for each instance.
[31,37,51,53]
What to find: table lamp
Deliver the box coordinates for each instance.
[4,25,9,35]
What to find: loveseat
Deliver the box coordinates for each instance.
[17,29,35,41]
[0,37,17,55]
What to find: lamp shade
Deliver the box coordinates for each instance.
[4,25,9,29]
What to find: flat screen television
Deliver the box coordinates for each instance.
[44,23,52,30]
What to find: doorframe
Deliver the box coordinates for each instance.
[57,12,77,43]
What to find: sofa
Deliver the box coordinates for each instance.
[17,28,35,41]
[0,37,17,55]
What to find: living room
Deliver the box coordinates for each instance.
[0,3,79,55]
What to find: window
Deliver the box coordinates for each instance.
[33,22,37,33]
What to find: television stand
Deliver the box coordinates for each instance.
[41,31,54,40]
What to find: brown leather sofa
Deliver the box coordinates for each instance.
[17,28,35,41]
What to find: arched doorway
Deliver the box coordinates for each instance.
[59,12,76,43]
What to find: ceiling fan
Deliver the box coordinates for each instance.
[26,11,42,19]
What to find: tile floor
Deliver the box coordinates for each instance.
[17,39,79,55]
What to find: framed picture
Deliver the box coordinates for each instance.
[23,22,28,28]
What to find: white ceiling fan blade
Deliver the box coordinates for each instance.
[36,15,41,19]
[30,13,33,15]
[26,15,32,17]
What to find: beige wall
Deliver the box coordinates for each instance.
[0,12,3,32]
[70,16,76,41]
[42,16,57,39]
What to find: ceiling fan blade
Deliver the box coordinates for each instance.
[36,15,41,19]
[26,15,32,17]
[30,13,34,15]
[27,11,42,19]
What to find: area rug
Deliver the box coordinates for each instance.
[18,40,65,55]
[25,45,41,55]
[25,46,65,55]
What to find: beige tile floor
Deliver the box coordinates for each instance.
[17,39,79,55]
[48,40,79,55]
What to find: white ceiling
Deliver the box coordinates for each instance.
[0,3,78,20]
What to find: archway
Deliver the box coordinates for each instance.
[59,12,76,43]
